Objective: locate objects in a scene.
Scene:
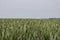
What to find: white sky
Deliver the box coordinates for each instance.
[0,0,60,18]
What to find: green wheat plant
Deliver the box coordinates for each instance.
[0,19,60,40]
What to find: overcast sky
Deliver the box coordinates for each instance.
[0,0,60,18]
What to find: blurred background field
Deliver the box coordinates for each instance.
[0,18,60,40]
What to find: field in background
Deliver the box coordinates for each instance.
[0,19,60,40]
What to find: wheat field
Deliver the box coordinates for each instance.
[0,19,60,40]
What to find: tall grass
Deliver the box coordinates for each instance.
[0,19,60,40]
